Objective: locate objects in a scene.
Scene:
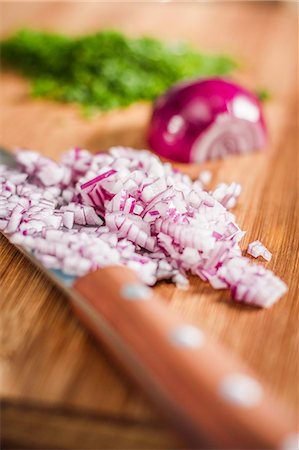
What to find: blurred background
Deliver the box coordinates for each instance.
[1,2,297,449]
[1,1,297,158]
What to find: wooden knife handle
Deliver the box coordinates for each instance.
[73,266,296,449]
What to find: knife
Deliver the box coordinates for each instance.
[0,147,297,449]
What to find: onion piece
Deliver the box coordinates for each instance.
[247,240,272,262]
[148,78,267,163]
[212,182,242,210]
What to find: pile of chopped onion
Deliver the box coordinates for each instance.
[0,147,287,308]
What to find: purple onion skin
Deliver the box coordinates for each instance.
[148,77,267,164]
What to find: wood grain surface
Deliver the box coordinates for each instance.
[0,2,298,449]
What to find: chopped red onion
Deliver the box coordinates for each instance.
[247,240,272,262]
[198,170,212,186]
[0,147,286,308]
[212,182,242,210]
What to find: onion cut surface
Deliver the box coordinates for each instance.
[0,147,286,308]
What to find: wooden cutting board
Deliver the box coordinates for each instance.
[0,2,298,449]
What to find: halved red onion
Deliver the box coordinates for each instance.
[148,78,267,163]
[0,146,286,308]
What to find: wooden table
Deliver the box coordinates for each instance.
[0,2,298,449]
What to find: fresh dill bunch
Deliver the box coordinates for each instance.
[1,29,237,113]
